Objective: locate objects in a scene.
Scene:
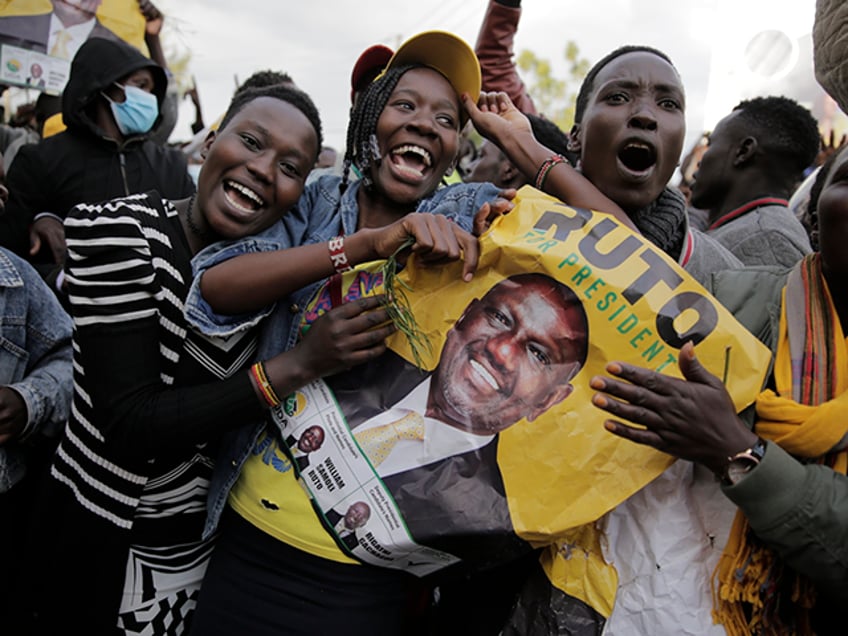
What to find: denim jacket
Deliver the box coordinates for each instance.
[184,175,502,537]
[0,248,73,492]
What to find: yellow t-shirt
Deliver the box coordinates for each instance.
[228,429,356,564]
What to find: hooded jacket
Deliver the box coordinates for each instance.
[0,37,194,259]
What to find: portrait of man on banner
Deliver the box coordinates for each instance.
[325,501,371,551]
[325,272,589,563]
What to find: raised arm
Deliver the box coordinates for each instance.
[139,0,179,144]
[463,91,638,232]
[475,0,537,115]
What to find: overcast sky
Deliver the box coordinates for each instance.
[156,0,827,157]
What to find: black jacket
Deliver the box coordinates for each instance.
[0,37,193,259]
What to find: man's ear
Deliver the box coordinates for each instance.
[526,383,574,422]
[200,129,217,160]
[500,160,521,187]
[733,136,758,167]
[567,125,582,153]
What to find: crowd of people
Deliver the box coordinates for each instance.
[0,0,845,634]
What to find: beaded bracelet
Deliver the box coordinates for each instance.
[328,235,353,274]
[251,362,281,408]
[533,155,569,190]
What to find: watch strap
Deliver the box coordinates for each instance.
[721,437,767,485]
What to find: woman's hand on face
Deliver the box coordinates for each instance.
[372,213,480,281]
[473,189,516,236]
[590,342,758,474]
[462,91,532,147]
[289,295,396,379]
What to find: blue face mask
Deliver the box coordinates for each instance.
[103,83,159,136]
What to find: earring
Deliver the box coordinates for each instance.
[368,134,381,165]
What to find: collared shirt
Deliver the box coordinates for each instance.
[334,519,355,539]
[707,199,811,268]
[355,378,493,478]
[48,13,96,60]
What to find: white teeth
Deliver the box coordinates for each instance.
[392,144,432,167]
[625,142,651,151]
[470,359,499,391]
[224,191,255,214]
[226,180,265,206]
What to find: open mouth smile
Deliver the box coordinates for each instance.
[223,179,265,213]
[469,358,501,392]
[389,144,433,180]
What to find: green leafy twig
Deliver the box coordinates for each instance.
[380,236,432,369]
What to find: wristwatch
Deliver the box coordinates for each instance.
[721,438,767,485]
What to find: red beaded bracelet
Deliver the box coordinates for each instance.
[328,235,353,274]
[251,362,281,408]
[534,155,569,190]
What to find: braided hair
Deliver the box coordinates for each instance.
[340,64,417,193]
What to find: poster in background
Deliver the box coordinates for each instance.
[0,0,145,91]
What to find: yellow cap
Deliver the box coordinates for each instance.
[380,30,481,106]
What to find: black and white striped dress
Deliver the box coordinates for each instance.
[39,192,264,635]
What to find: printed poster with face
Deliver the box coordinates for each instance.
[269,185,771,580]
[0,0,145,91]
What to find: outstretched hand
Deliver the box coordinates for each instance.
[590,342,758,474]
[371,213,480,281]
[816,129,848,167]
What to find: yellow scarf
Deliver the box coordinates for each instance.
[713,254,848,634]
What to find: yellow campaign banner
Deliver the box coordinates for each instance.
[278,185,771,578]
[0,0,145,92]
[391,185,769,541]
